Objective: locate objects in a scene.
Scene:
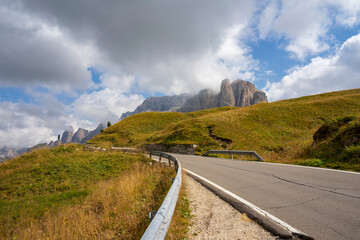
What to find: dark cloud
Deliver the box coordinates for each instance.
[3,0,256,93]
[0,2,91,90]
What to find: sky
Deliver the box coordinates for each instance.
[0,0,360,147]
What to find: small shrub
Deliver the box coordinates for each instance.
[300,158,323,167]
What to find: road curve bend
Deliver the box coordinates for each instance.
[173,154,360,240]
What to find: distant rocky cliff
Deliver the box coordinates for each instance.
[1,123,106,162]
[120,94,191,119]
[121,79,267,119]
[0,146,27,162]
[48,123,106,147]
[179,79,267,112]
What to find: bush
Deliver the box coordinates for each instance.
[300,158,323,167]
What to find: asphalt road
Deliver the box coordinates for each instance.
[172,154,360,240]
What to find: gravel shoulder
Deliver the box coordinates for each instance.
[185,175,276,240]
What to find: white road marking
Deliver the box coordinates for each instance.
[185,168,310,238]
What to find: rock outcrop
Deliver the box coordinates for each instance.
[178,79,267,112]
[230,79,267,107]
[120,94,191,119]
[61,127,74,144]
[178,89,218,112]
[72,128,89,143]
[0,146,27,162]
[219,79,236,107]
[80,123,106,144]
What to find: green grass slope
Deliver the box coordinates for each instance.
[91,89,360,171]
[0,144,175,239]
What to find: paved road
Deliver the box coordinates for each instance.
[172,154,360,240]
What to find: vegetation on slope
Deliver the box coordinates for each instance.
[0,144,176,239]
[302,115,360,170]
[89,111,191,147]
[91,89,360,171]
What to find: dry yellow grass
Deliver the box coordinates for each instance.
[4,163,174,240]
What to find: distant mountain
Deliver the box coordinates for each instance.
[121,79,267,119]
[178,79,267,112]
[79,123,106,144]
[0,123,106,162]
[120,93,191,119]
[0,146,27,163]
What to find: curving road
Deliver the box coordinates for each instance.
[172,154,360,240]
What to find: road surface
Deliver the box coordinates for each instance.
[172,154,360,240]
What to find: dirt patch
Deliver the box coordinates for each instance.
[207,125,232,149]
[185,176,275,240]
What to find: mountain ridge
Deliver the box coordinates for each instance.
[120,79,267,119]
[0,123,106,162]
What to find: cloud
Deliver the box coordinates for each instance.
[0,89,143,147]
[71,89,144,125]
[257,0,360,60]
[265,34,360,101]
[0,3,93,91]
[9,0,258,94]
[0,97,68,147]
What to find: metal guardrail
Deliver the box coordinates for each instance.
[202,150,265,161]
[141,151,182,240]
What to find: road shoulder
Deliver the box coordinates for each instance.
[185,175,276,240]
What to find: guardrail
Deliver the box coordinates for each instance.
[202,150,264,161]
[141,151,182,240]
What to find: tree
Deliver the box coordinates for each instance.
[107,121,112,127]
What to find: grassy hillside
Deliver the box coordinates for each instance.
[91,89,360,171]
[0,144,176,239]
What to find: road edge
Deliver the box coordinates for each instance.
[185,168,314,240]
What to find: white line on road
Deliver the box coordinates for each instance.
[184,168,310,238]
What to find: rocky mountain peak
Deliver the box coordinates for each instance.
[219,79,235,107]
[178,79,267,112]
[61,127,74,144]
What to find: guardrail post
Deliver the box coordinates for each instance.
[149,211,157,222]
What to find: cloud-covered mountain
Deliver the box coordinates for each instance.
[121,79,267,119]
[178,79,267,112]
[120,94,192,119]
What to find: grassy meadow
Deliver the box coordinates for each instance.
[0,144,191,239]
[90,89,360,171]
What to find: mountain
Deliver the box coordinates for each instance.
[61,127,74,144]
[72,128,90,143]
[0,123,106,162]
[0,146,27,162]
[178,79,267,112]
[121,79,267,119]
[120,93,191,119]
[90,88,360,171]
[80,123,106,144]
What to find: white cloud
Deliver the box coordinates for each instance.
[71,89,144,125]
[7,0,258,95]
[265,34,360,101]
[0,4,94,91]
[328,0,360,26]
[258,1,331,60]
[0,99,67,147]
[256,0,360,61]
[258,0,280,39]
